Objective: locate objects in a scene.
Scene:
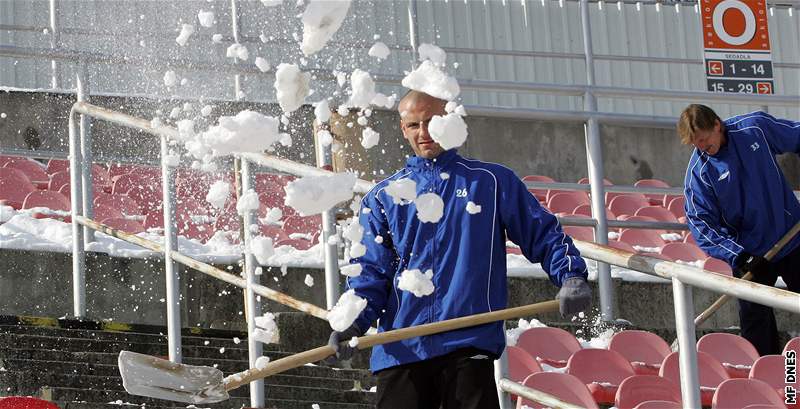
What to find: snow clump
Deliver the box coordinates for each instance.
[401,60,460,101]
[327,289,368,331]
[236,189,260,215]
[163,70,177,87]
[205,181,230,209]
[255,57,271,72]
[340,263,363,277]
[284,173,356,216]
[385,179,417,204]
[197,110,281,157]
[428,113,468,150]
[314,100,331,123]
[300,0,352,56]
[466,202,482,214]
[251,236,275,265]
[398,269,434,297]
[274,64,311,114]
[368,42,391,60]
[253,312,280,344]
[197,10,215,27]
[360,127,380,149]
[418,43,447,65]
[255,356,270,369]
[175,24,195,46]
[226,43,249,61]
[414,193,444,223]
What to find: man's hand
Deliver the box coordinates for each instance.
[323,324,363,365]
[556,277,592,317]
[734,252,769,277]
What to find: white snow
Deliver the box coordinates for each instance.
[401,60,460,101]
[418,43,447,65]
[415,193,444,223]
[274,64,311,114]
[398,269,435,297]
[440,172,450,180]
[342,218,363,243]
[360,127,380,149]
[348,69,377,109]
[255,356,271,369]
[198,110,281,157]
[1,206,15,223]
[661,233,682,242]
[212,34,223,43]
[327,289,368,331]
[505,318,547,346]
[304,274,315,287]
[233,337,241,344]
[632,245,662,253]
[340,263,363,277]
[236,189,261,215]
[263,207,283,224]
[316,130,333,149]
[385,178,417,204]
[371,93,395,109]
[226,43,249,61]
[428,113,468,150]
[254,312,280,344]
[175,24,195,46]
[300,0,352,56]
[255,57,271,72]
[368,42,391,60]
[197,10,215,27]
[200,105,213,116]
[261,0,282,6]
[163,70,177,87]
[176,119,195,141]
[251,236,275,265]
[466,201,481,214]
[284,172,356,216]
[279,133,292,147]
[348,336,359,348]
[205,181,230,209]
[314,100,331,123]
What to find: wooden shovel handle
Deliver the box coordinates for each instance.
[224,299,560,391]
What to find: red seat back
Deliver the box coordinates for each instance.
[100,217,145,234]
[698,333,759,378]
[547,191,590,214]
[749,355,788,391]
[517,372,599,409]
[702,257,732,275]
[522,175,555,202]
[666,196,686,219]
[567,348,636,386]
[712,378,785,408]
[516,327,582,368]
[94,192,143,216]
[659,242,706,263]
[660,351,730,406]
[22,191,71,211]
[615,375,681,409]
[609,330,671,375]
[635,206,678,223]
[784,337,800,356]
[506,345,542,383]
[4,159,48,184]
[0,177,37,209]
[562,226,595,242]
[47,171,71,191]
[619,229,666,249]
[634,179,671,206]
[633,401,683,409]
[0,397,61,409]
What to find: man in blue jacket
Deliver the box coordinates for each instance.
[327,90,592,409]
[679,104,800,356]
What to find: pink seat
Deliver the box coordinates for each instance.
[0,167,32,184]
[572,204,616,220]
[615,375,681,409]
[684,233,697,245]
[563,226,595,242]
[698,333,760,379]
[22,191,71,212]
[784,337,800,355]
[660,351,730,406]
[47,171,71,191]
[516,327,582,369]
[712,378,785,409]
[100,217,145,234]
[702,257,733,275]
[522,175,555,202]
[567,348,636,405]
[109,163,162,180]
[609,330,671,376]
[634,179,671,206]
[57,184,71,198]
[506,345,543,383]
[127,186,163,215]
[607,240,637,253]
[259,224,290,243]
[750,355,791,401]
[741,405,788,409]
[608,194,650,218]
[275,238,314,250]
[666,196,686,219]
[659,242,706,263]
[547,191,590,214]
[283,215,322,235]
[635,206,679,223]
[0,396,61,409]
[4,159,49,188]
[577,177,613,186]
[516,372,599,409]
[94,192,142,216]
[93,204,124,222]
[255,173,287,194]
[0,177,37,209]
[633,401,683,409]
[45,158,70,175]
[619,229,666,250]
[0,155,25,167]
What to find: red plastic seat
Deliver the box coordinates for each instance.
[609,330,671,376]
[516,372,599,409]
[577,177,613,186]
[275,238,314,250]
[660,351,730,406]
[516,327,582,369]
[0,155,25,167]
[47,170,71,191]
[567,348,636,405]
[608,194,650,218]
[22,191,70,212]
[659,242,706,263]
[619,229,666,250]
[750,355,791,401]
[0,167,32,183]
[109,163,161,180]
[698,333,760,379]
[259,224,290,243]
[94,192,142,216]
[684,233,697,245]
[45,158,70,175]
[634,179,671,206]
[607,240,637,253]
[666,196,686,219]
[255,173,287,195]
[633,401,683,409]
[506,345,543,383]
[635,206,678,223]
[547,191,590,214]
[93,205,124,222]
[0,396,61,409]
[712,378,785,409]
[4,159,49,188]
[784,337,800,355]
[57,184,71,198]
[283,215,322,235]
[615,375,681,409]
[100,217,145,234]
[563,226,595,242]
[522,175,555,202]
[572,204,616,220]
[0,177,37,209]
[702,257,733,275]
[126,186,163,215]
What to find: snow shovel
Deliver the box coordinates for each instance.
[670,220,800,350]
[118,299,560,405]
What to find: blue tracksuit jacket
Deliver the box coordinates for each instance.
[346,149,588,373]
[684,111,800,267]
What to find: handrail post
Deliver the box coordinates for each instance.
[315,126,340,310]
[68,106,86,318]
[494,348,514,409]
[48,0,60,89]
[407,0,419,69]
[76,62,95,244]
[230,0,242,100]
[580,0,614,321]
[671,278,702,408]
[160,137,182,363]
[240,157,266,408]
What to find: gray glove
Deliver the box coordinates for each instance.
[556,277,592,317]
[323,323,363,365]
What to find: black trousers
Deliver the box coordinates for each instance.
[734,245,800,356]
[374,347,501,409]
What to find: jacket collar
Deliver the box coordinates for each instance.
[405,149,460,171]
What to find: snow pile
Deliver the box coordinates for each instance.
[327,289,368,331]
[1,205,16,223]
[397,269,434,297]
[284,173,356,216]
[505,318,547,346]
[197,110,281,157]
[253,312,280,344]
[428,113,468,150]
[197,10,215,27]
[579,328,616,349]
[226,43,249,61]
[274,64,311,114]
[360,127,380,149]
[418,43,447,65]
[415,193,444,223]
[236,189,260,215]
[401,60,460,101]
[466,201,481,214]
[661,233,682,242]
[163,70,177,87]
[255,57,271,72]
[340,263,363,277]
[385,178,417,204]
[175,24,194,46]
[368,42,390,60]
[251,236,275,265]
[255,356,270,369]
[205,181,230,209]
[300,0,352,56]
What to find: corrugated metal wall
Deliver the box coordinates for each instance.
[1,0,798,118]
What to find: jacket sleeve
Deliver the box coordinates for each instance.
[753,112,800,155]
[346,191,399,331]
[500,175,587,287]
[683,157,744,266]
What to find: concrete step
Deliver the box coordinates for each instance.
[57,399,373,409]
[0,324,245,348]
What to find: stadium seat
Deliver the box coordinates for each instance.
[784,337,800,355]
[608,194,650,218]
[0,167,32,184]
[634,179,671,206]
[100,217,145,234]
[275,238,314,250]
[522,175,554,202]
[0,177,37,209]
[740,405,788,409]
[22,191,70,212]
[4,160,49,188]
[283,215,323,236]
[683,233,697,245]
[697,333,759,378]
[47,170,71,191]
[126,185,163,215]
[0,396,61,409]
[0,155,24,167]
[516,327,582,369]
[566,348,636,404]
[562,226,595,242]
[255,173,286,194]
[57,184,70,198]
[660,351,730,406]
[619,229,666,250]
[635,206,679,223]
[750,354,794,404]
[507,345,543,383]
[607,240,637,253]
[259,192,289,213]
[516,372,599,409]
[666,196,686,219]
[572,204,616,220]
[608,330,671,375]
[577,177,613,186]
[712,378,785,409]
[547,191,590,214]
[702,257,732,275]
[659,242,706,263]
[94,192,142,216]
[45,158,70,175]
[615,375,681,409]
[93,205,124,222]
[259,224,290,243]
[633,401,683,409]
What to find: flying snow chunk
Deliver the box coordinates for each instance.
[300,0,352,56]
[255,356,270,369]
[212,34,223,43]
[304,274,314,287]
[340,263,363,277]
[175,24,195,46]
[415,193,444,223]
[385,178,417,204]
[314,100,331,124]
[348,69,376,109]
[255,57,271,72]
[236,189,260,215]
[368,42,390,60]
[163,70,177,87]
[328,289,367,331]
[200,105,213,117]
[274,64,310,114]
[176,119,195,141]
[316,129,333,146]
[284,173,356,216]
[342,218,363,243]
[398,269,434,297]
[263,207,283,224]
[197,10,215,27]
[418,43,447,65]
[226,43,249,61]
[200,110,281,156]
[466,201,482,214]
[371,93,395,109]
[401,60,460,101]
[361,127,380,149]
[206,180,231,209]
[254,312,280,344]
[428,113,468,150]
[251,236,275,265]
[261,0,282,6]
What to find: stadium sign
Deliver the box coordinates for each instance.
[700,0,774,94]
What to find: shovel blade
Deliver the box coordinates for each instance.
[118,350,229,404]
